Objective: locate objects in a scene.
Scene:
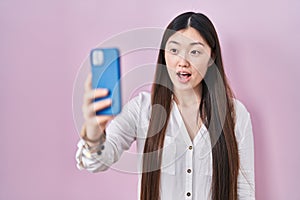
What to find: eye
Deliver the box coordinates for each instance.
[190,50,201,56]
[168,48,178,55]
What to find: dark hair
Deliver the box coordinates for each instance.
[141,12,239,200]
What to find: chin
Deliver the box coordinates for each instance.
[173,84,195,91]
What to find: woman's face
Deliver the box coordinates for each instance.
[165,27,212,92]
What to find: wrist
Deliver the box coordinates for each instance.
[80,124,106,156]
[80,123,106,145]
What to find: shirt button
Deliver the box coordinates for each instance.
[189,146,193,150]
[187,169,192,173]
[187,192,191,197]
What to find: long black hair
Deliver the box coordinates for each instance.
[141,12,239,200]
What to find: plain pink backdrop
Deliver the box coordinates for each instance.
[1,0,299,199]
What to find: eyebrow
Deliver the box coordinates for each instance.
[190,42,204,46]
[167,40,204,46]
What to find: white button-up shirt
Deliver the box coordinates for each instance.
[76,92,255,199]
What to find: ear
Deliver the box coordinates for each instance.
[208,53,215,67]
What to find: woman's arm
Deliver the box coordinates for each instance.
[76,73,143,173]
[235,100,255,199]
[76,94,142,172]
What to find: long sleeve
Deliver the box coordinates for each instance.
[235,101,255,199]
[76,93,143,173]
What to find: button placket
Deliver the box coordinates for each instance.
[185,144,193,199]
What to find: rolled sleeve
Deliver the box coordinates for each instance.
[75,93,145,173]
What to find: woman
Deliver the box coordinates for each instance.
[76,12,255,200]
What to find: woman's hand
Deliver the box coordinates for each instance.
[82,74,113,146]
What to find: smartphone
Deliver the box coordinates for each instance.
[90,48,122,115]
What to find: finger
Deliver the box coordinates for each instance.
[84,73,92,92]
[82,98,111,119]
[86,99,112,116]
[83,89,109,105]
[95,115,114,125]
[86,115,113,127]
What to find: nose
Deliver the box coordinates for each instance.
[178,53,190,68]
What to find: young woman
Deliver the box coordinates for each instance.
[76,12,255,200]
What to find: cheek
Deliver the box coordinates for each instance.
[190,53,211,66]
[165,53,177,68]
[190,61,210,77]
[164,54,177,80]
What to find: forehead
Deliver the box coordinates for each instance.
[167,27,208,46]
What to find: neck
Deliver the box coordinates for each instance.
[173,84,203,107]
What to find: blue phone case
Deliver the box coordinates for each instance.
[90,48,122,115]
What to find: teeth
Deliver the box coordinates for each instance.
[177,72,191,77]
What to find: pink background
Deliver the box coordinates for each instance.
[1,0,299,199]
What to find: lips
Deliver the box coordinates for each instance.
[176,71,191,78]
[176,70,192,83]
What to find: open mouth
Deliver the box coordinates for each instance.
[176,71,192,83]
[176,72,191,78]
